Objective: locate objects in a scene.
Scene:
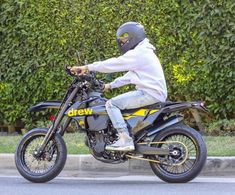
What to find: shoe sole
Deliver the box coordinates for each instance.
[105,145,135,151]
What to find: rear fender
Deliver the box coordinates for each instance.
[147,114,184,137]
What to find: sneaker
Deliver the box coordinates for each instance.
[105,131,135,151]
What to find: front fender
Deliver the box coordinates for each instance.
[28,100,61,112]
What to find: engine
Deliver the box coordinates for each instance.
[86,125,125,163]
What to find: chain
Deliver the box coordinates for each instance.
[126,141,188,166]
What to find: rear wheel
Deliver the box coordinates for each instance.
[149,125,207,183]
[15,128,67,183]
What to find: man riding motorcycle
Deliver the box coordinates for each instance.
[71,21,167,151]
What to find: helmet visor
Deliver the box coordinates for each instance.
[117,33,129,46]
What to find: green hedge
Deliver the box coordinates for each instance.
[206,119,235,136]
[0,0,234,127]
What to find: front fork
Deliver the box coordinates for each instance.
[35,86,79,156]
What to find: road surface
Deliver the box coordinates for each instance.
[0,175,235,195]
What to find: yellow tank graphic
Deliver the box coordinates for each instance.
[122,108,159,120]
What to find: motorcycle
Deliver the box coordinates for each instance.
[15,66,208,183]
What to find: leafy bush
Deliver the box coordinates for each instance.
[0,0,234,128]
[207,119,235,136]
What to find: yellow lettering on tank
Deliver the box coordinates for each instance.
[68,108,74,117]
[78,109,84,115]
[84,108,93,115]
[67,108,93,116]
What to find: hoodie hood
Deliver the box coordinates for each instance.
[135,38,156,51]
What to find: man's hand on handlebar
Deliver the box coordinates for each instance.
[70,65,89,75]
[66,65,110,92]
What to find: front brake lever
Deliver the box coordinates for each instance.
[64,65,74,76]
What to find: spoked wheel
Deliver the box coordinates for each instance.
[15,128,67,183]
[149,125,207,183]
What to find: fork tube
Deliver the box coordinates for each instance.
[38,86,80,154]
[58,117,72,136]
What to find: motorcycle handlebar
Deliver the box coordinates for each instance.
[64,65,104,90]
[64,65,82,77]
[64,65,75,76]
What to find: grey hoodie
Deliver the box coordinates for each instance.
[87,38,167,102]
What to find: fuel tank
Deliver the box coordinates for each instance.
[65,97,160,133]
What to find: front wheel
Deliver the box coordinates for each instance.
[15,128,67,183]
[149,125,207,183]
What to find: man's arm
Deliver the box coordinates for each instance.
[70,49,142,75]
[87,49,141,73]
[109,71,132,89]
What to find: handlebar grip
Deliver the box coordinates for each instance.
[64,65,71,72]
[64,65,74,76]
[64,65,82,77]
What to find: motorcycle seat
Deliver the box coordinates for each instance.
[121,101,181,113]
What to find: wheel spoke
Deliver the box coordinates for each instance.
[153,133,198,175]
[22,136,58,175]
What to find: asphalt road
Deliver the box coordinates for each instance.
[0,175,235,195]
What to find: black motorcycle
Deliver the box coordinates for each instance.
[15,66,208,183]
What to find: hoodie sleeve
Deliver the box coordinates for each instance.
[109,71,132,89]
[87,49,140,73]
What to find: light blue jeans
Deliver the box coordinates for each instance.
[105,90,160,133]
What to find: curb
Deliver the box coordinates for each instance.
[1,154,235,176]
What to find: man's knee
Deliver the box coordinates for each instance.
[105,99,113,109]
[105,99,125,110]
